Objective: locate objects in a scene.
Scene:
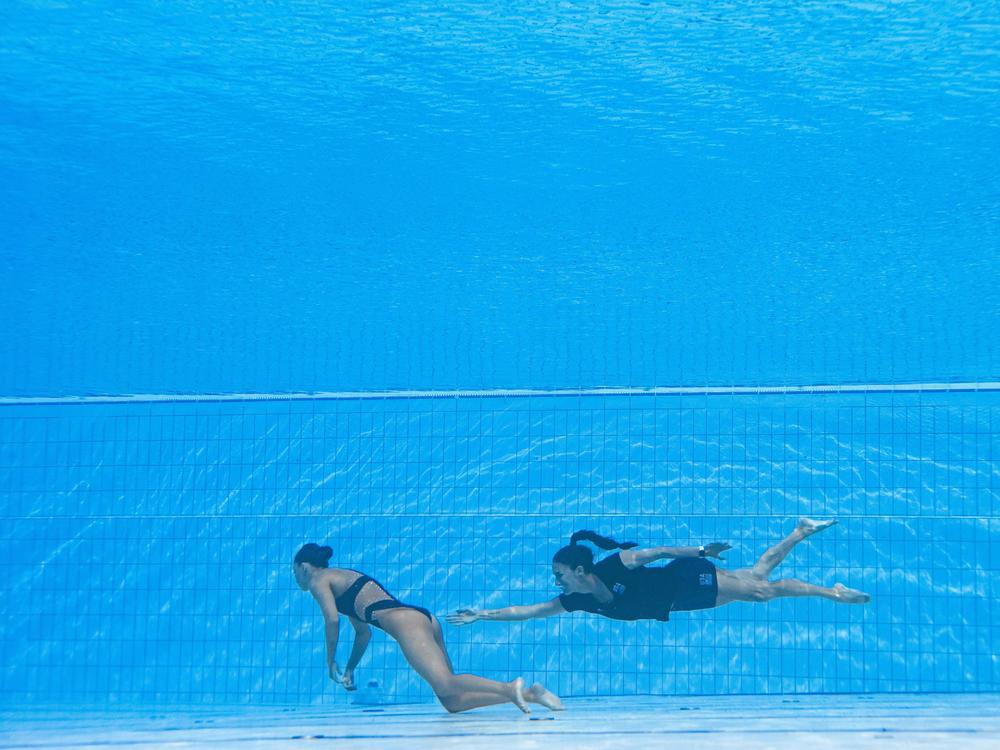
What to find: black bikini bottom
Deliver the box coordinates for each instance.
[365,600,434,629]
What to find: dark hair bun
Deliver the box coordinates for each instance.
[294,542,334,568]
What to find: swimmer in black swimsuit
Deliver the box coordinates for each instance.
[293,543,563,713]
[448,519,870,627]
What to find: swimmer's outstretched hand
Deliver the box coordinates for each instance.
[703,542,732,559]
[445,608,481,626]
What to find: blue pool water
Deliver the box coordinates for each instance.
[1,0,999,723]
[1,1,999,395]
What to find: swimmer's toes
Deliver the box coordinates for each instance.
[834,583,870,604]
[531,682,565,711]
[799,517,838,536]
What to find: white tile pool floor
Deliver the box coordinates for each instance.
[1,693,998,750]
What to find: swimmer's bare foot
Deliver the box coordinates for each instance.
[511,677,530,713]
[525,682,564,711]
[833,583,870,604]
[798,517,838,537]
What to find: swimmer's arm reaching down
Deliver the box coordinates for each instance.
[308,579,342,680]
[446,597,566,625]
[620,542,731,569]
[340,618,371,691]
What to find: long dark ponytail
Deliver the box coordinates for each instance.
[552,530,637,573]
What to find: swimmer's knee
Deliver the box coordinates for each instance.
[429,675,459,696]
[436,693,461,713]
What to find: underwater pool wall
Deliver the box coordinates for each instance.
[1,388,997,704]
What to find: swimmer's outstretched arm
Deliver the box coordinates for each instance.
[620,541,731,569]
[446,597,566,625]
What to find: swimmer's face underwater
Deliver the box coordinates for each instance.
[552,562,588,594]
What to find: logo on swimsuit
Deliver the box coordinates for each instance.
[612,583,626,595]
[699,573,713,586]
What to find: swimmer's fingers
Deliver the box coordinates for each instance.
[445,608,479,625]
[341,671,357,691]
[444,609,470,625]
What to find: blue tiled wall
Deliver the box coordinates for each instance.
[1,391,997,704]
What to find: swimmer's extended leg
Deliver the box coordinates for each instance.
[750,517,837,579]
[768,579,870,604]
[716,571,871,605]
[380,609,530,713]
